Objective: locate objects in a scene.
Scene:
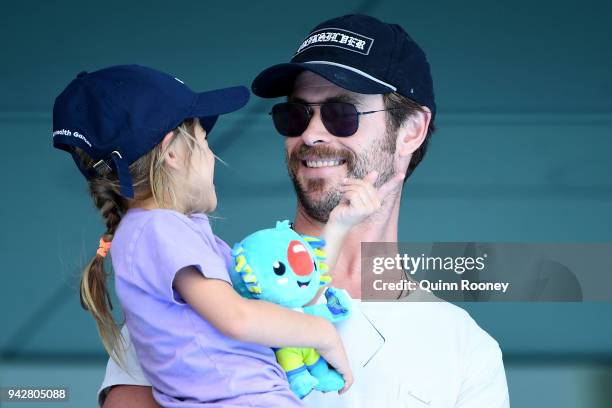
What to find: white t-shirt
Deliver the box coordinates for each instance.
[99,292,509,408]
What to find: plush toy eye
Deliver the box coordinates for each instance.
[273,261,286,276]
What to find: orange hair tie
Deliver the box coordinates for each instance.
[97,238,112,258]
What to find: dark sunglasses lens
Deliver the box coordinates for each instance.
[321,102,359,137]
[271,103,310,137]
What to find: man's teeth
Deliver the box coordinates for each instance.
[305,160,342,168]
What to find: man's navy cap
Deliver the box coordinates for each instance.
[53,64,250,198]
[252,14,435,117]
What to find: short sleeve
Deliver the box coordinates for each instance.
[129,211,231,304]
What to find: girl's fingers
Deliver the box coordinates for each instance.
[338,372,353,394]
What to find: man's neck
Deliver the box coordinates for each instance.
[293,194,402,299]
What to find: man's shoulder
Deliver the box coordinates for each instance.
[360,291,500,352]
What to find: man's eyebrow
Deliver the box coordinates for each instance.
[288,93,362,105]
[328,94,362,105]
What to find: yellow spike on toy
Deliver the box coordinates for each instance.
[243,274,257,283]
[314,249,326,258]
[235,255,246,271]
[243,265,252,273]
[319,262,329,272]
[248,286,262,294]
[319,275,332,283]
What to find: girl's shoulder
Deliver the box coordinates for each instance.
[118,208,215,249]
[126,207,204,228]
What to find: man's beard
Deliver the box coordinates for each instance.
[286,133,396,223]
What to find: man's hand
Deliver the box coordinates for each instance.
[323,170,404,274]
[328,170,404,228]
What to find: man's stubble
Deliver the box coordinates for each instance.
[286,130,396,222]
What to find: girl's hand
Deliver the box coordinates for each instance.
[328,170,404,228]
[317,328,354,394]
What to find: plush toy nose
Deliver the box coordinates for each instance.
[287,240,314,276]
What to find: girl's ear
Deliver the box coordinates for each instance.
[161,131,181,170]
[397,107,431,157]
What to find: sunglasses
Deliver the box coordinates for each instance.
[269,101,395,137]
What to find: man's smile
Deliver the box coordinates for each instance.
[303,158,347,168]
[299,160,347,180]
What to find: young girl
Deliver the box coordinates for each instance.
[52,65,391,407]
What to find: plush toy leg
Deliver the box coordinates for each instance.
[275,347,319,399]
[286,366,319,399]
[308,356,345,393]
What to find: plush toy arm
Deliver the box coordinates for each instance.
[302,287,352,323]
[324,287,352,317]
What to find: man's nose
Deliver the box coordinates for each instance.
[300,108,332,146]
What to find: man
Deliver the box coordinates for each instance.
[100,14,509,407]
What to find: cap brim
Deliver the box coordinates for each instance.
[251,62,393,98]
[189,86,250,133]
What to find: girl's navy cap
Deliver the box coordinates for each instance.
[252,14,435,118]
[53,64,250,198]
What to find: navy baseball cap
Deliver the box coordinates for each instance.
[53,64,250,198]
[252,14,435,117]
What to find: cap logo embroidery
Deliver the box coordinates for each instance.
[295,28,374,56]
[52,129,92,147]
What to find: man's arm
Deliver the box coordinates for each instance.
[97,325,155,407]
[103,385,159,408]
[456,318,510,408]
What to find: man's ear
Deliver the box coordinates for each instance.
[396,107,431,157]
[161,131,181,170]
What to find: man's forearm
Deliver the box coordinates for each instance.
[103,385,160,408]
[323,222,351,274]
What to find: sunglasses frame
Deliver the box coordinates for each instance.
[269,101,396,137]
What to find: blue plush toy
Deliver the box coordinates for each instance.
[230,220,352,399]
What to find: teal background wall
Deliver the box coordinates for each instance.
[1,0,611,406]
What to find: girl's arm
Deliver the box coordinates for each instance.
[173,267,352,393]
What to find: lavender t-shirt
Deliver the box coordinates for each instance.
[112,208,303,407]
